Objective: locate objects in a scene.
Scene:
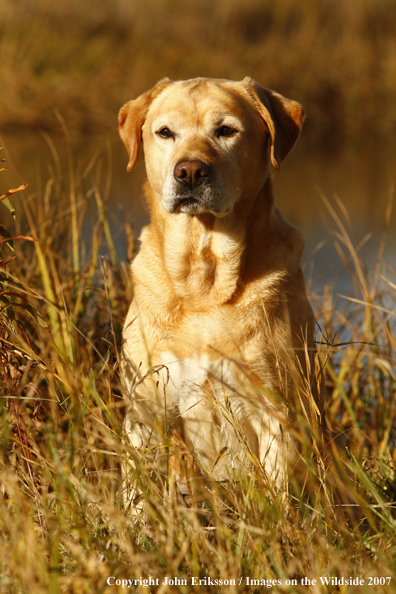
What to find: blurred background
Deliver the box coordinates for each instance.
[1,0,396,290]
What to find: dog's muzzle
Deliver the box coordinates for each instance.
[164,159,213,214]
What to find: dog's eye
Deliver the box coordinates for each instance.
[156,127,173,138]
[217,125,237,138]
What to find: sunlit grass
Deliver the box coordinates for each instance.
[0,145,395,593]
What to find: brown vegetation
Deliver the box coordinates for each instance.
[1,0,396,143]
[0,143,395,592]
[1,2,396,591]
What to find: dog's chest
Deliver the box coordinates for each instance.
[154,352,236,409]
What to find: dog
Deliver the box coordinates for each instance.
[119,77,318,508]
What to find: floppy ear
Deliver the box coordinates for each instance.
[119,78,172,171]
[242,77,305,170]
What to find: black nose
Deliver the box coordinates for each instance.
[174,160,210,188]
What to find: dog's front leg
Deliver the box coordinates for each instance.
[248,407,291,493]
[121,365,182,514]
[121,405,150,514]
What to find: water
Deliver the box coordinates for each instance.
[1,129,396,303]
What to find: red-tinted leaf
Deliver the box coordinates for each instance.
[0,235,37,244]
[0,184,28,201]
[0,256,16,268]
[3,291,31,303]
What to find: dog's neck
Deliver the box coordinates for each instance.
[161,209,246,308]
[145,179,275,309]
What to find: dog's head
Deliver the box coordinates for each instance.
[119,77,304,217]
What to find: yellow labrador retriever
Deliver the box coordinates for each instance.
[119,77,317,506]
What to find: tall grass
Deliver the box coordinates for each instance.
[0,145,395,593]
[1,0,396,142]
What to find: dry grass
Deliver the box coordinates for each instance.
[1,2,396,591]
[1,0,396,142]
[0,142,396,593]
